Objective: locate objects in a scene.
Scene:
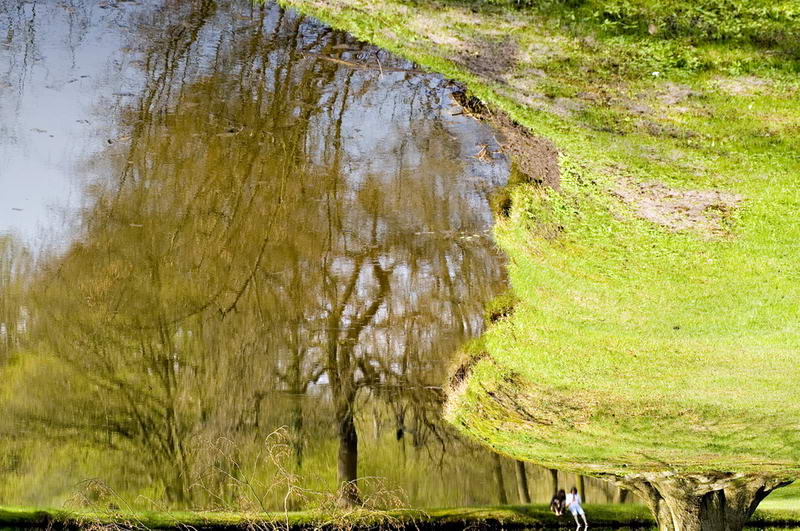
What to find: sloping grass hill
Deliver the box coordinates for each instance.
[277,0,800,484]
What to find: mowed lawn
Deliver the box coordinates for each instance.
[277,0,800,482]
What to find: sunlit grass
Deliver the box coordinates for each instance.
[0,503,672,529]
[277,0,800,499]
[5,502,800,528]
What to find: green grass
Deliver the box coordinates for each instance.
[485,0,800,54]
[0,503,654,529]
[6,503,800,529]
[277,0,800,506]
[762,485,800,512]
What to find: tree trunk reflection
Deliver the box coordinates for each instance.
[1,0,510,508]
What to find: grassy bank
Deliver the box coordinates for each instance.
[6,503,800,529]
[276,0,800,503]
[0,504,649,529]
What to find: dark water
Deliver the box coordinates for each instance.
[0,0,630,512]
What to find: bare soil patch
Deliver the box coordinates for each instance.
[494,113,561,189]
[613,178,742,236]
[455,35,519,84]
[452,89,561,190]
[656,82,701,105]
[714,76,772,97]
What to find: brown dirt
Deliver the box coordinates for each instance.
[448,351,488,391]
[452,89,561,190]
[714,76,772,97]
[612,178,743,237]
[656,82,701,105]
[494,112,561,190]
[635,118,696,139]
[455,35,519,84]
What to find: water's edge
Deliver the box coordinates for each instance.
[6,503,800,530]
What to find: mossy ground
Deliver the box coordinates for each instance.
[276,0,800,505]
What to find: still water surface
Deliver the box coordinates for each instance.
[0,0,629,511]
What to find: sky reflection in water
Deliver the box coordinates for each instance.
[0,0,631,511]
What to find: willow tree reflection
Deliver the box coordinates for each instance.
[0,236,30,363]
[3,1,506,507]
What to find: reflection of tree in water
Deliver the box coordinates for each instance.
[0,1,631,510]
[0,235,30,362]
[2,1,506,507]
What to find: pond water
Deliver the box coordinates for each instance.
[0,0,631,512]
